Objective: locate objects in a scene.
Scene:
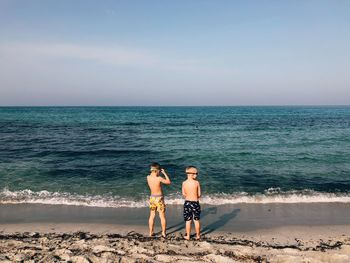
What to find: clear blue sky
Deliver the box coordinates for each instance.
[0,0,349,106]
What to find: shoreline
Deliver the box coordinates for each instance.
[1,203,350,262]
[1,202,350,231]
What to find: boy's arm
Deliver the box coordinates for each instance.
[197,182,201,199]
[182,182,186,197]
[159,169,171,185]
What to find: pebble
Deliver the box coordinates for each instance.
[203,254,237,263]
[29,232,40,238]
[70,255,92,263]
[155,254,174,262]
[92,245,115,254]
[120,256,137,263]
[54,248,73,261]
[13,253,27,262]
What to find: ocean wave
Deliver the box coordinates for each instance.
[1,188,350,208]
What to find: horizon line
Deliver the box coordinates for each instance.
[0,104,349,107]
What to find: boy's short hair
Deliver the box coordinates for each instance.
[186,166,197,171]
[151,162,161,170]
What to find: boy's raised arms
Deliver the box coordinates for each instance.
[159,169,171,185]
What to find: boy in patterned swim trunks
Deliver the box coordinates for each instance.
[182,166,201,240]
[147,163,171,237]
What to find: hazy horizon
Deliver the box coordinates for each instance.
[0,105,350,107]
[1,1,350,106]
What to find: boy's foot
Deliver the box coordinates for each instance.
[184,235,190,241]
[195,235,201,240]
[161,232,166,238]
[149,232,154,237]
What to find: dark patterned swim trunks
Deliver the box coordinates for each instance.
[183,200,201,221]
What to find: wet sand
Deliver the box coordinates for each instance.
[1,203,350,262]
[2,203,350,232]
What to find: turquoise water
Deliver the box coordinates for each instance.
[0,106,349,207]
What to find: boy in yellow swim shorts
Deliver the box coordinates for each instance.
[147,163,171,237]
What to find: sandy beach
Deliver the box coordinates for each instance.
[1,203,350,262]
[2,0,350,259]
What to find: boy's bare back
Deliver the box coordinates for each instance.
[147,168,171,196]
[182,178,201,201]
[147,175,163,196]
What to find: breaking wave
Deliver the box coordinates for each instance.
[1,188,350,208]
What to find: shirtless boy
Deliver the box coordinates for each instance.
[147,163,171,237]
[182,166,201,240]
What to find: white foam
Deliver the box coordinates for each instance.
[0,188,147,208]
[1,187,350,208]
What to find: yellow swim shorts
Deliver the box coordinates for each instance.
[149,195,166,212]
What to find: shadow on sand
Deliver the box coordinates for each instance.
[201,208,240,235]
[165,207,218,235]
[158,207,240,236]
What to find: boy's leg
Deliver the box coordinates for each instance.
[184,220,191,240]
[193,202,201,239]
[194,220,201,239]
[159,211,167,237]
[148,210,156,236]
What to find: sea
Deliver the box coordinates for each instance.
[0,106,349,208]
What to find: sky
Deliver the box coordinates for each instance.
[0,0,349,106]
